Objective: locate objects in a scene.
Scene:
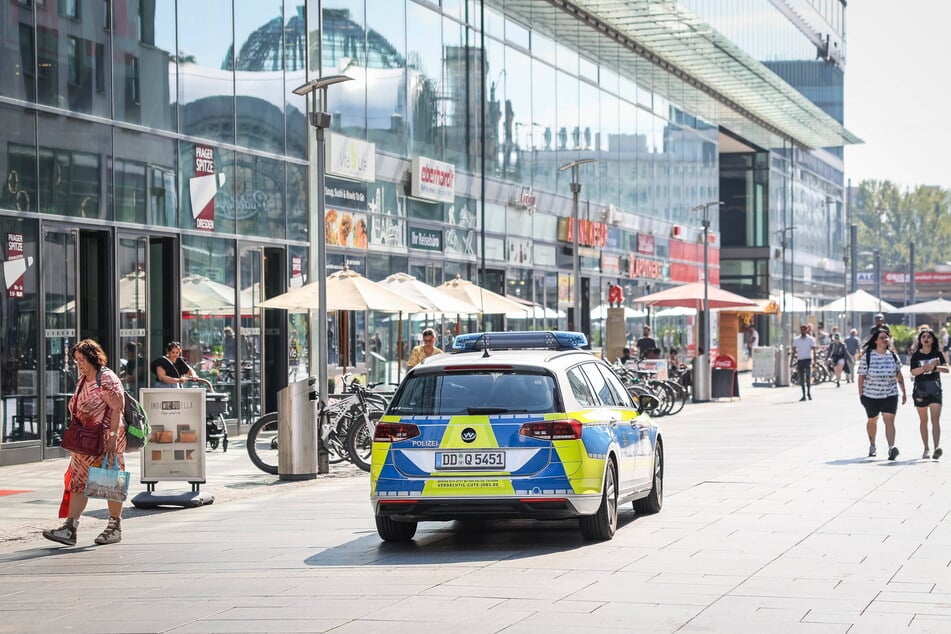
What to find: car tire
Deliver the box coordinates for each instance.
[375,515,418,542]
[580,459,617,541]
[633,440,663,514]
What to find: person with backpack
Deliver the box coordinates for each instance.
[857,329,907,460]
[909,328,947,459]
[43,339,126,547]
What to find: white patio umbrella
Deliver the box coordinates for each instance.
[655,306,697,317]
[379,272,480,314]
[817,289,898,313]
[505,302,566,320]
[894,297,951,314]
[436,275,527,314]
[259,267,424,313]
[181,274,235,312]
[590,303,647,320]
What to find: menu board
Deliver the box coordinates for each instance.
[139,388,206,483]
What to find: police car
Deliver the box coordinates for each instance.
[370,331,663,542]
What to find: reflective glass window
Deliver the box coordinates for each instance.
[532,58,556,192]
[113,130,147,225]
[366,0,407,155]
[0,5,36,102]
[505,45,531,186]
[37,115,109,219]
[0,216,39,444]
[1,105,37,214]
[232,153,286,239]
[181,234,237,365]
[406,2,442,159]
[443,15,471,168]
[115,0,177,130]
[234,1,287,155]
[178,0,234,144]
[286,162,307,241]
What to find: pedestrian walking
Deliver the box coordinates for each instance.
[43,339,126,546]
[636,325,657,359]
[940,326,951,365]
[826,332,849,387]
[857,329,906,460]
[792,324,816,401]
[870,313,891,337]
[407,328,442,368]
[844,328,861,383]
[909,327,946,459]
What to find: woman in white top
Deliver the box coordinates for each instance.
[857,330,906,460]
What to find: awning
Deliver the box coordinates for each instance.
[497,0,861,150]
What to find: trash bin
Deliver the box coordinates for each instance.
[692,353,710,403]
[278,377,318,481]
[775,345,790,387]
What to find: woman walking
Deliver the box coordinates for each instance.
[909,328,947,459]
[857,330,906,460]
[826,332,849,387]
[44,339,126,546]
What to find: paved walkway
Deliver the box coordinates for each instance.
[4,370,951,632]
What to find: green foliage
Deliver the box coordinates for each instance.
[852,180,951,271]
[889,324,915,352]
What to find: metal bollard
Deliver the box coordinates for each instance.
[775,345,790,387]
[278,378,319,480]
[692,353,710,402]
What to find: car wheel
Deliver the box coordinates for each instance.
[633,440,663,514]
[375,515,418,542]
[580,459,617,540]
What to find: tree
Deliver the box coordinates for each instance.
[851,180,951,272]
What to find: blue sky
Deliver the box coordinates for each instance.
[844,1,951,190]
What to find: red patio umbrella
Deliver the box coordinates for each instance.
[634,282,758,310]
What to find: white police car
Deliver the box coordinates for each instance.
[370,331,663,542]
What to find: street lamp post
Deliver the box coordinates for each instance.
[774,226,796,341]
[559,158,597,333]
[691,201,724,357]
[293,75,352,473]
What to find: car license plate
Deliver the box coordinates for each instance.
[435,451,505,470]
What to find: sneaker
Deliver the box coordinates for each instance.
[94,517,121,545]
[923,450,931,459]
[42,519,78,546]
[868,445,877,457]
[888,447,900,461]
[934,448,943,460]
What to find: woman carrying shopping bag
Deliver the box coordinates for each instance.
[44,339,127,546]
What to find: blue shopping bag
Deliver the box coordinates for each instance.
[84,453,130,502]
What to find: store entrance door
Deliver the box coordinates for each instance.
[41,227,113,458]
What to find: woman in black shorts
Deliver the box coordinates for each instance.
[857,330,906,460]
[909,328,947,459]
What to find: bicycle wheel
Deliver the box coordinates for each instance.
[246,412,279,475]
[664,380,687,415]
[345,411,379,472]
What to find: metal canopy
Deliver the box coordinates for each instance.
[497,0,862,151]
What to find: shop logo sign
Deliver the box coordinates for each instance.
[5,232,33,298]
[189,144,225,232]
[411,156,455,203]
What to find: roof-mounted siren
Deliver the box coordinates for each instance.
[451,331,588,353]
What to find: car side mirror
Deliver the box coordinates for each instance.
[638,394,659,413]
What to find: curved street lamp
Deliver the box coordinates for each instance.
[691,201,724,357]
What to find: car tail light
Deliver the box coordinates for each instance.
[518,419,582,440]
[373,422,421,442]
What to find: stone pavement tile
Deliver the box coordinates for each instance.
[801,609,912,632]
[864,597,951,619]
[732,576,884,602]
[172,620,347,633]
[649,572,748,587]
[495,597,605,614]
[492,601,702,633]
[674,529,807,555]
[618,548,772,578]
[355,595,529,629]
[565,576,722,606]
[910,614,951,631]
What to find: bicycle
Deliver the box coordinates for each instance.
[246,374,390,475]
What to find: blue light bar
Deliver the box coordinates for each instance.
[451,331,588,353]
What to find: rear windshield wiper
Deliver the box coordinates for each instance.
[466,407,525,414]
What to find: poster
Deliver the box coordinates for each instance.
[140,388,206,483]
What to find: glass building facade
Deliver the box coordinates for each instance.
[0,0,854,464]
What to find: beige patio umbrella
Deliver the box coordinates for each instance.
[379,272,480,314]
[436,275,528,314]
[259,267,424,312]
[180,274,235,312]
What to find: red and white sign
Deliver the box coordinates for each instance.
[565,218,608,248]
[637,233,655,255]
[189,144,221,232]
[289,256,304,288]
[411,156,455,203]
[5,233,32,298]
[628,256,663,280]
[713,354,737,370]
[884,271,951,284]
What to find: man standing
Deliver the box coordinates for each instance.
[844,328,861,383]
[636,325,657,359]
[792,324,816,401]
[870,313,891,337]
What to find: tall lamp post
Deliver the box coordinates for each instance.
[293,75,353,448]
[691,201,724,357]
[559,158,597,333]
[774,226,796,339]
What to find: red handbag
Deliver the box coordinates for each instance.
[61,419,105,456]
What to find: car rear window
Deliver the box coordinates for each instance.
[389,371,559,416]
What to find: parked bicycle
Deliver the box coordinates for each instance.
[246,374,391,475]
